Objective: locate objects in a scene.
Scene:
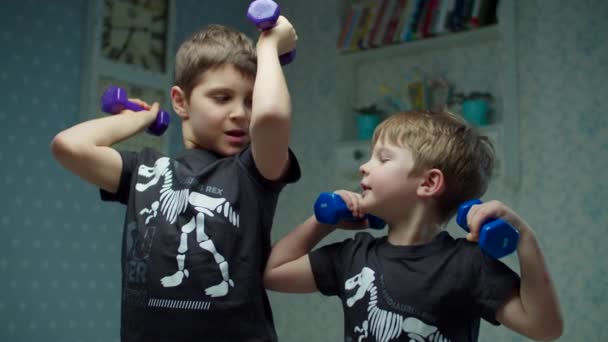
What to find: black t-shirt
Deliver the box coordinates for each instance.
[310,231,520,342]
[101,146,300,342]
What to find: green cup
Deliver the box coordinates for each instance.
[356,114,381,140]
[462,99,489,126]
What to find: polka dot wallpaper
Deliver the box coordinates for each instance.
[1,0,607,341]
[0,1,255,341]
[0,1,121,341]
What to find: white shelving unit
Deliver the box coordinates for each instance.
[334,1,520,189]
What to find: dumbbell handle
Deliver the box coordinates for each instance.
[314,192,385,229]
[100,86,170,136]
[456,199,519,259]
[247,0,296,65]
[114,99,144,112]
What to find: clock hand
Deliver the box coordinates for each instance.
[110,25,150,32]
[114,27,136,60]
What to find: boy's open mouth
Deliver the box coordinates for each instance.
[226,130,246,137]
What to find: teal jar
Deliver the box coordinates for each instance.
[356,114,381,140]
[462,99,489,126]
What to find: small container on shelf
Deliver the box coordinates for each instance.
[450,91,493,126]
[463,98,490,126]
[354,104,385,140]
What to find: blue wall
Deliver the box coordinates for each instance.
[1,0,607,341]
[0,2,109,341]
[0,1,252,341]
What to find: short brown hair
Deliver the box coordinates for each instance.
[372,110,495,222]
[174,24,257,100]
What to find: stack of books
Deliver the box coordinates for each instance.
[338,0,499,52]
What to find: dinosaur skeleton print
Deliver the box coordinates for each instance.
[310,232,520,342]
[345,267,449,342]
[114,148,280,312]
[135,157,239,298]
[104,147,300,341]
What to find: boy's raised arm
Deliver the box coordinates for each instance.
[51,102,160,194]
[264,216,334,293]
[250,16,297,181]
[265,190,369,292]
[467,201,564,341]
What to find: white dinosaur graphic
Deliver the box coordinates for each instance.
[136,157,239,298]
[345,267,449,342]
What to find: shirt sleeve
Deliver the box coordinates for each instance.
[309,233,372,297]
[309,240,347,296]
[237,147,301,192]
[469,248,521,325]
[99,149,138,204]
[99,148,164,204]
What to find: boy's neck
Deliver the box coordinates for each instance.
[386,205,443,246]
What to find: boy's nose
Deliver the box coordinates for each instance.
[230,104,248,119]
[359,162,369,175]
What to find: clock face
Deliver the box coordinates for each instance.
[102,0,169,73]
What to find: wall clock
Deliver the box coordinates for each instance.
[80,0,175,153]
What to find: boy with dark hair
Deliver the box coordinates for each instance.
[52,17,299,341]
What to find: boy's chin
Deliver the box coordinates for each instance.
[217,143,247,156]
[360,195,374,207]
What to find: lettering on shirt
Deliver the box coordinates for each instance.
[379,275,438,324]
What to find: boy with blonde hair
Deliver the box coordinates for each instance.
[264,110,563,341]
[52,18,299,341]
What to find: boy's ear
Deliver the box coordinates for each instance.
[417,168,445,198]
[171,86,188,119]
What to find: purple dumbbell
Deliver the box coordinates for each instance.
[247,0,296,65]
[100,85,170,136]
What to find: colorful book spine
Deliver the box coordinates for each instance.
[338,6,356,48]
[420,0,440,38]
[433,0,453,34]
[350,1,375,50]
[404,0,426,41]
[365,0,388,48]
[448,0,466,31]
[392,0,413,43]
[383,0,408,44]
[470,0,482,27]
[341,4,362,50]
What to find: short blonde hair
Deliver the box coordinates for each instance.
[372,110,495,222]
[174,24,256,100]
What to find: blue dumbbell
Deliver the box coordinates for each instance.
[456,199,519,259]
[314,192,385,229]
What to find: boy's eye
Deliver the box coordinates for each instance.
[213,95,231,103]
[375,153,389,163]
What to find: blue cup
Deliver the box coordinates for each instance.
[462,99,489,126]
[357,114,381,140]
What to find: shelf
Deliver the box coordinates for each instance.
[335,2,520,190]
[338,25,500,63]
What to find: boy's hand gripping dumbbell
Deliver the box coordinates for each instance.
[314,192,385,229]
[100,85,170,136]
[247,0,296,65]
[456,199,519,259]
